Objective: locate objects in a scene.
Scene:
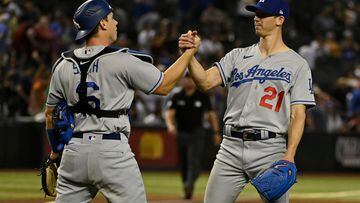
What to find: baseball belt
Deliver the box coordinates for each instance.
[72,132,121,140]
[229,130,276,141]
[223,125,278,141]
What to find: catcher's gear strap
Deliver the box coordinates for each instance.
[61,46,130,118]
[54,46,153,73]
[59,46,152,118]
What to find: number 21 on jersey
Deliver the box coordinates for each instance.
[259,86,284,112]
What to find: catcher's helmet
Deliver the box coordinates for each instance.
[73,0,113,40]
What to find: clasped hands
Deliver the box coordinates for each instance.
[178,30,201,54]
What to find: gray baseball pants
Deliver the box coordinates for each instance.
[204,133,288,203]
[55,133,146,203]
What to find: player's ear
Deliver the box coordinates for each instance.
[275,16,285,26]
[99,19,107,30]
[99,14,110,30]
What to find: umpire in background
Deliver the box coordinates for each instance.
[165,73,221,199]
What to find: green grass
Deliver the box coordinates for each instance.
[142,172,360,201]
[0,171,360,202]
[0,171,44,200]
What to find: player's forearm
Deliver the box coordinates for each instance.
[45,106,60,155]
[45,107,54,129]
[155,50,195,95]
[208,111,220,133]
[188,57,211,91]
[286,105,306,159]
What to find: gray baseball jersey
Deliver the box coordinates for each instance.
[204,44,316,203]
[215,43,315,134]
[46,46,163,136]
[46,45,163,203]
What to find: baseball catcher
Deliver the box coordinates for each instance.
[251,160,297,202]
[40,100,74,197]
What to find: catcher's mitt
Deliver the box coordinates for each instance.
[251,160,297,202]
[40,155,60,197]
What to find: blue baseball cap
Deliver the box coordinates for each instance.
[245,0,290,20]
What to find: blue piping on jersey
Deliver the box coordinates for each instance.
[214,62,227,87]
[147,72,164,94]
[108,46,154,64]
[290,100,316,104]
[50,92,64,101]
[230,77,290,88]
[46,102,60,106]
[127,49,154,64]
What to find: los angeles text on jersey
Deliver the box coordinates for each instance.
[230,65,292,88]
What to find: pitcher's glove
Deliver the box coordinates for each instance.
[251,160,297,202]
[40,155,60,197]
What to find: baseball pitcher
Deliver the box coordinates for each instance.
[179,0,315,202]
[44,0,200,202]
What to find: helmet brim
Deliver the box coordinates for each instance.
[75,29,93,41]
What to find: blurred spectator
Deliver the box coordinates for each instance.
[298,37,324,70]
[112,4,129,33]
[306,84,345,133]
[323,31,341,58]
[137,91,164,124]
[0,0,358,133]
[0,11,8,65]
[1,0,21,17]
[312,5,337,36]
[347,73,360,117]
[198,34,224,63]
[200,3,227,36]
[346,112,360,133]
[115,33,132,48]
[306,85,328,132]
[20,0,40,22]
[137,20,155,53]
[2,65,33,117]
[143,98,164,125]
[27,63,50,116]
[27,15,55,64]
[340,30,358,62]
[132,0,155,19]
[131,91,150,124]
[324,100,344,133]
[150,19,170,62]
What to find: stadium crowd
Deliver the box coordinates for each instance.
[0,0,359,133]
